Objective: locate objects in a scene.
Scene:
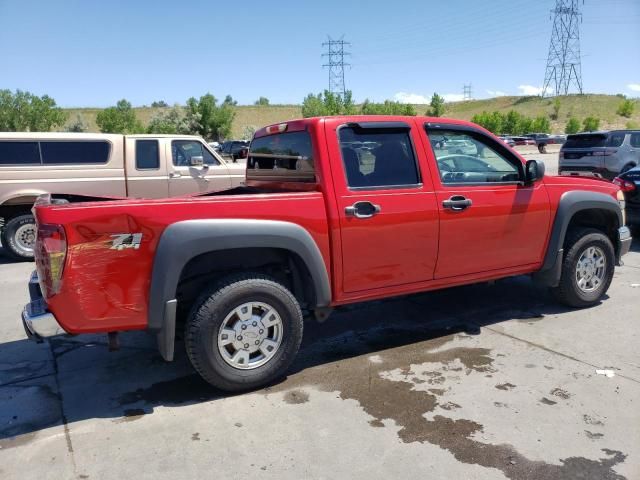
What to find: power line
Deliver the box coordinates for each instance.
[542,0,584,97]
[322,36,351,99]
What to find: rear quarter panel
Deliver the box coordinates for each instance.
[36,191,330,333]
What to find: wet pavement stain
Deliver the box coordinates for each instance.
[584,415,605,427]
[265,328,628,480]
[540,397,557,406]
[191,432,200,441]
[586,431,604,440]
[117,374,220,407]
[283,390,309,405]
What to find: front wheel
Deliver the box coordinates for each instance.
[185,273,303,392]
[1,214,36,260]
[550,228,615,308]
[538,144,547,154]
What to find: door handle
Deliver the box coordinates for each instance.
[345,201,381,219]
[169,171,182,178]
[442,195,472,211]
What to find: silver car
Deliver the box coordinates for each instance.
[559,130,640,180]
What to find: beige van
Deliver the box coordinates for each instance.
[0,132,245,259]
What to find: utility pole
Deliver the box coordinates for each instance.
[542,0,584,97]
[463,84,473,101]
[322,36,351,99]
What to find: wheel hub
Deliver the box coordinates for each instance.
[576,246,606,293]
[15,224,36,251]
[217,302,283,370]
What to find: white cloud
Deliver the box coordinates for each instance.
[486,89,507,97]
[393,92,430,104]
[441,93,465,102]
[518,84,549,96]
[628,84,640,92]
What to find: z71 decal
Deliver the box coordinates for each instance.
[110,233,143,251]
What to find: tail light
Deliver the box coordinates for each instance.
[613,177,636,192]
[35,224,67,298]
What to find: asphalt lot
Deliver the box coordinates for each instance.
[2,147,640,480]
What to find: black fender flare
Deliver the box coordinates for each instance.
[534,190,622,286]
[148,219,332,360]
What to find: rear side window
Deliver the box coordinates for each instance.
[0,141,40,165]
[564,134,607,149]
[338,126,419,188]
[630,133,640,148]
[40,141,110,165]
[607,132,626,147]
[248,131,314,182]
[136,139,160,169]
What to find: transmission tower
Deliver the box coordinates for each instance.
[542,0,584,97]
[322,36,351,99]
[463,84,473,101]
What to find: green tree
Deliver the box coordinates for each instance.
[96,99,144,134]
[551,98,561,120]
[503,110,524,135]
[531,116,551,133]
[565,117,581,134]
[471,111,504,134]
[151,100,168,108]
[65,114,89,133]
[147,105,186,134]
[301,90,356,117]
[184,93,235,141]
[616,99,635,118]
[582,116,600,132]
[361,99,416,115]
[427,93,445,117]
[0,89,67,132]
[254,97,270,106]
[223,95,237,107]
[242,125,257,140]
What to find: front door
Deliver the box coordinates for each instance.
[329,120,440,293]
[422,124,550,279]
[168,139,232,196]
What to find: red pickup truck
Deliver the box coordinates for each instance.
[22,116,632,391]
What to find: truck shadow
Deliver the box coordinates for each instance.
[1,272,599,446]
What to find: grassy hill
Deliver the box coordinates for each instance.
[62,94,639,139]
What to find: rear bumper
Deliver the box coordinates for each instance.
[22,271,66,342]
[618,226,632,264]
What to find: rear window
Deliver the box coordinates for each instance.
[564,134,607,149]
[247,131,314,182]
[0,141,41,165]
[41,141,110,165]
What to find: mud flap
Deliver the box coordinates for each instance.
[157,299,177,361]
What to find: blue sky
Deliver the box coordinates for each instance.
[1,0,638,107]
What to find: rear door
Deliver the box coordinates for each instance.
[167,139,232,196]
[327,119,439,293]
[421,123,550,279]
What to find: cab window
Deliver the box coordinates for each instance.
[338,125,420,188]
[171,140,218,166]
[426,129,521,184]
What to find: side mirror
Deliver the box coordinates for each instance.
[525,159,545,183]
[190,155,204,167]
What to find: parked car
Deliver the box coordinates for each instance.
[498,135,516,147]
[219,140,250,162]
[524,133,566,154]
[22,116,631,392]
[510,136,536,146]
[0,133,245,259]
[614,165,640,227]
[441,138,477,155]
[559,130,640,180]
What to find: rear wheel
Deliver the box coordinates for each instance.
[538,143,547,154]
[185,273,303,392]
[620,163,635,174]
[1,214,36,260]
[550,228,615,308]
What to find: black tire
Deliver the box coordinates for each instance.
[620,163,635,174]
[538,143,547,154]
[185,273,303,392]
[550,228,615,308]
[1,214,36,260]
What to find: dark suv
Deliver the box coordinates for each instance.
[559,130,640,180]
[219,141,249,162]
